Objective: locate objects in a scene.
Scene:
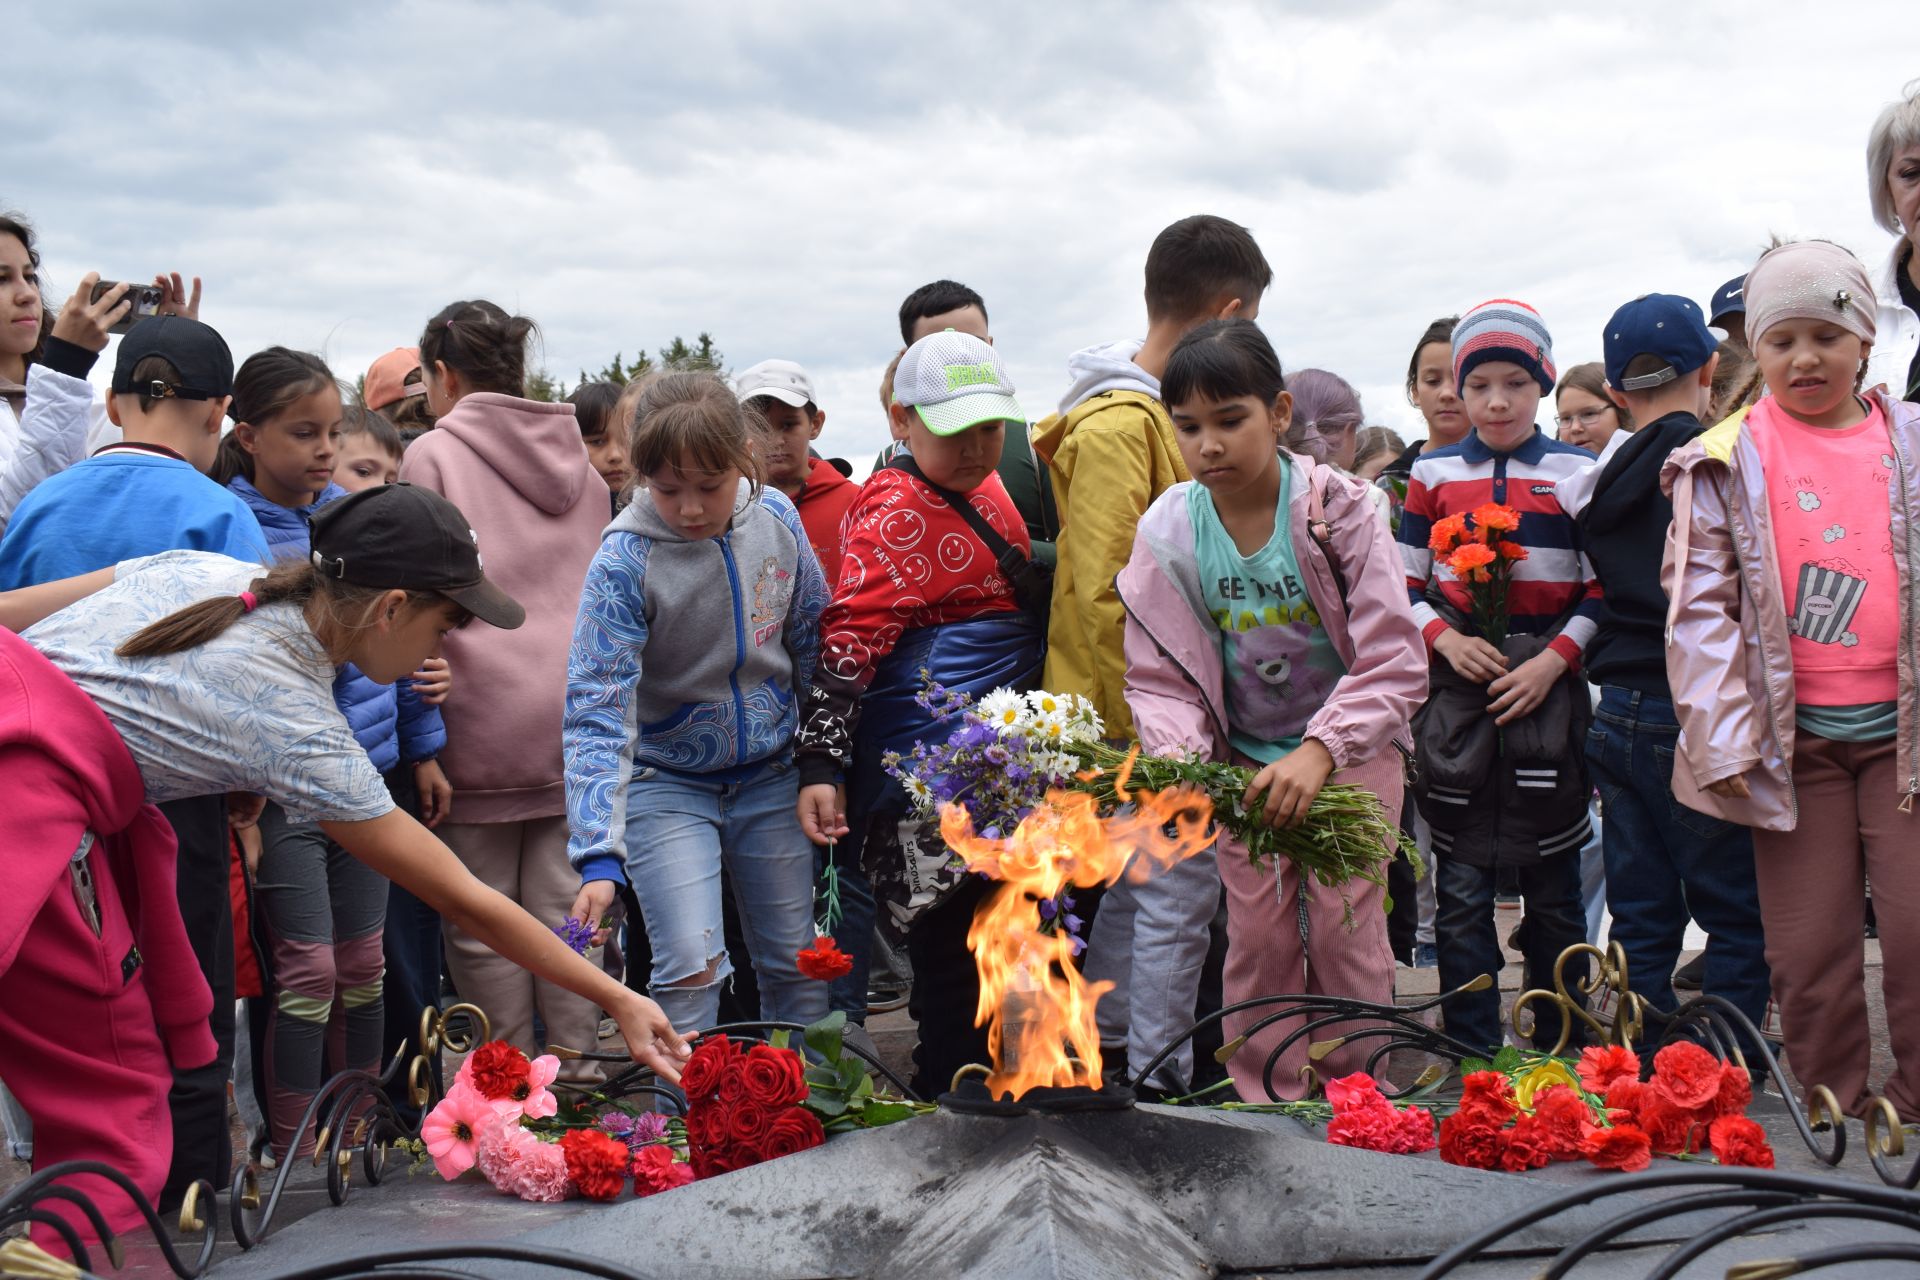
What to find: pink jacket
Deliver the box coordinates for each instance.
[1662,390,1920,831]
[399,393,602,823]
[1114,454,1427,769]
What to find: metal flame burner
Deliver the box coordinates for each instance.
[937,1076,1135,1116]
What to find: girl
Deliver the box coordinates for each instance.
[1554,362,1632,453]
[398,300,608,1072]
[1667,239,1920,1121]
[1378,316,1469,497]
[1352,426,1406,482]
[565,373,829,1033]
[222,350,450,1156]
[0,482,684,1252]
[568,379,631,510]
[1288,368,1393,526]
[1116,318,1426,1102]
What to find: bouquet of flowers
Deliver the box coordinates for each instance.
[883,684,1407,905]
[1427,502,1529,647]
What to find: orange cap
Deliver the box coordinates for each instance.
[364,347,425,411]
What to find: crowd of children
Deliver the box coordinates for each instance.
[3,79,1920,1250]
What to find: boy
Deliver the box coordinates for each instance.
[796,330,1042,1096]
[0,314,264,1208]
[1035,215,1271,739]
[1397,298,1602,1054]
[736,359,858,575]
[1559,293,1771,1039]
[0,316,264,588]
[897,280,1058,566]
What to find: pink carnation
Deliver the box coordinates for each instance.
[474,1114,573,1203]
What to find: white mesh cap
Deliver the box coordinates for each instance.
[734,359,815,408]
[894,330,1024,436]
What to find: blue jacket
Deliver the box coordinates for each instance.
[229,475,445,772]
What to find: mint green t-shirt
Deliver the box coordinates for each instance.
[1189,472,1348,764]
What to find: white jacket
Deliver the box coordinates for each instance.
[1868,238,1920,402]
[0,365,115,538]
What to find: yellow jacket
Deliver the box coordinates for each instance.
[1034,389,1189,740]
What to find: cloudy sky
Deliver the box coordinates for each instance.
[10,2,1915,468]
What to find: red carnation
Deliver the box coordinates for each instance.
[1324,1072,1386,1115]
[1650,1041,1724,1110]
[1639,1094,1707,1155]
[796,935,854,982]
[1576,1044,1641,1096]
[465,1041,531,1101]
[1437,1111,1506,1170]
[1456,1071,1520,1127]
[1711,1064,1754,1119]
[1529,1085,1599,1159]
[559,1128,630,1201]
[680,1036,742,1102]
[1497,1115,1555,1172]
[1604,1076,1647,1120]
[1585,1123,1653,1172]
[631,1144,696,1196]
[741,1044,809,1109]
[763,1107,826,1159]
[1708,1116,1775,1168]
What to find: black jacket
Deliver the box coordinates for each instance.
[1577,413,1705,695]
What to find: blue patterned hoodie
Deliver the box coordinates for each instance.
[565,479,827,884]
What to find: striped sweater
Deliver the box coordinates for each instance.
[1397,428,1602,670]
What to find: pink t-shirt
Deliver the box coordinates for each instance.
[1750,396,1900,705]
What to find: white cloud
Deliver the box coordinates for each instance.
[7,0,1913,468]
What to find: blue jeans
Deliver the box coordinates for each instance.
[622,762,827,1032]
[1585,686,1771,1034]
[1436,852,1588,1055]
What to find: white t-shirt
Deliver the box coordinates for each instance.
[23,550,395,824]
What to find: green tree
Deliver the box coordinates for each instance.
[572,335,724,390]
[525,368,562,402]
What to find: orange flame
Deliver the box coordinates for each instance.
[939,780,1215,1099]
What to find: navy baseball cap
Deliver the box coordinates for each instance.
[1709,275,1747,324]
[1603,294,1721,393]
[111,315,234,401]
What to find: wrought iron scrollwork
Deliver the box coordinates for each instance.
[0,1160,215,1278]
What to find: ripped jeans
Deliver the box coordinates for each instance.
[621,762,826,1033]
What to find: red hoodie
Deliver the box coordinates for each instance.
[792,455,860,580]
[0,626,215,1067]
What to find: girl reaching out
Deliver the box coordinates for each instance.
[1115,318,1427,1101]
[0,482,685,1252]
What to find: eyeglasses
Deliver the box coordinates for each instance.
[1553,406,1612,429]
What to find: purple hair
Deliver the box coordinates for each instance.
[1285,368,1363,466]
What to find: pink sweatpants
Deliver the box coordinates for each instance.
[1221,752,1403,1102]
[1750,734,1920,1120]
[0,848,173,1256]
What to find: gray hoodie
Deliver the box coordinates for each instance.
[1057,338,1161,414]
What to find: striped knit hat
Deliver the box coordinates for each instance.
[1452,298,1557,394]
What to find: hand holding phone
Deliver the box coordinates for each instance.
[87,278,165,335]
[49,274,132,352]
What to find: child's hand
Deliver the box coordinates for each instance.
[611,991,692,1084]
[1706,771,1752,799]
[1487,649,1570,725]
[1242,739,1336,829]
[798,783,848,845]
[413,758,452,828]
[412,656,452,705]
[569,879,619,946]
[1434,629,1507,684]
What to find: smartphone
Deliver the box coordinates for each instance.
[89,280,167,335]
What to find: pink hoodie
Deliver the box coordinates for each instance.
[1114,454,1427,770]
[399,392,601,823]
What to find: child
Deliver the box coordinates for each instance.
[567,380,631,510]
[398,300,607,1071]
[1037,216,1271,737]
[1397,298,1602,1054]
[795,330,1042,1096]
[1666,240,1920,1120]
[564,372,829,1032]
[364,346,437,439]
[1553,362,1632,452]
[0,483,685,1253]
[1352,427,1407,482]
[222,349,451,1156]
[1378,317,1469,492]
[335,404,405,492]
[0,315,266,1203]
[1116,320,1426,1099]
[1287,368,1393,526]
[735,359,859,572]
[1555,293,1771,1039]
[898,281,1058,566]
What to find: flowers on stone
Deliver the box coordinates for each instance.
[1708,1116,1775,1169]
[474,1115,572,1203]
[421,1082,496,1179]
[1576,1044,1640,1096]
[461,1040,532,1103]
[763,1107,827,1159]
[631,1144,696,1197]
[1649,1041,1724,1111]
[1583,1122,1653,1172]
[1319,1071,1436,1156]
[560,1128,632,1202]
[796,935,854,982]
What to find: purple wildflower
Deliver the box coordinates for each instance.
[553,916,595,954]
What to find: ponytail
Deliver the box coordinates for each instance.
[418,300,538,397]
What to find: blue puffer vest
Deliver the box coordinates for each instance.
[228,475,445,772]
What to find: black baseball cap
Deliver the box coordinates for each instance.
[307,483,525,630]
[1709,275,1747,324]
[111,315,235,401]
[1602,294,1721,393]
